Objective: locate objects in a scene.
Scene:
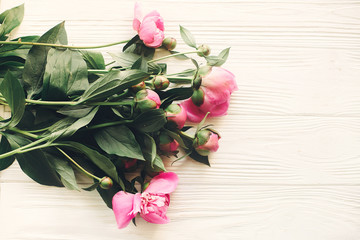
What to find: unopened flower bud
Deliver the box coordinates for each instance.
[153,75,170,90]
[162,37,177,51]
[194,129,220,156]
[165,104,187,129]
[197,44,211,56]
[191,88,205,107]
[159,132,179,153]
[131,81,146,92]
[100,177,113,189]
[135,89,161,112]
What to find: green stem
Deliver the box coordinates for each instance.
[148,50,200,63]
[25,99,78,106]
[9,128,40,139]
[88,101,134,106]
[166,77,192,84]
[87,69,111,74]
[86,120,133,131]
[0,39,130,50]
[56,147,101,181]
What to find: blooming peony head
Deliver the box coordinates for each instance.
[112,172,178,229]
[181,67,238,123]
[133,3,165,48]
[165,104,187,129]
[194,129,220,156]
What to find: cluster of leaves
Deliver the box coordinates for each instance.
[0,4,229,208]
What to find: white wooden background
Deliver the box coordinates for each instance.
[1,0,360,239]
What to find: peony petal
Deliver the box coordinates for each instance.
[140,211,170,224]
[181,99,207,123]
[133,2,142,31]
[144,172,178,194]
[139,21,157,43]
[112,191,140,229]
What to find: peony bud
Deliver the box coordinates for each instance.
[162,37,177,50]
[100,177,113,189]
[194,129,220,156]
[153,75,170,90]
[165,104,187,129]
[131,81,146,93]
[159,132,179,153]
[197,44,211,56]
[191,88,205,107]
[135,89,161,112]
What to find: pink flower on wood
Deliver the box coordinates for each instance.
[133,3,165,48]
[112,172,178,228]
[181,67,238,123]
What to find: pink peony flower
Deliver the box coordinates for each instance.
[112,172,178,229]
[194,129,220,156]
[133,2,165,48]
[165,104,187,129]
[181,67,238,123]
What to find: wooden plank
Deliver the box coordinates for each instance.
[0,182,359,239]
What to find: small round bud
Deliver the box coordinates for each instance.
[153,75,170,90]
[197,44,211,56]
[193,76,202,90]
[131,81,146,93]
[165,104,187,129]
[99,177,113,189]
[191,88,205,107]
[159,132,179,153]
[194,129,220,156]
[135,89,161,112]
[162,37,177,51]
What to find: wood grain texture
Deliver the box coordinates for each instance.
[1,0,360,239]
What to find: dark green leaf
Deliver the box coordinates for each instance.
[109,52,140,68]
[83,182,100,191]
[205,47,230,66]
[47,106,98,141]
[23,22,68,99]
[94,125,144,160]
[57,105,94,118]
[0,4,24,40]
[55,141,124,190]
[131,56,148,72]
[0,71,25,128]
[79,50,105,69]
[0,135,15,171]
[5,134,64,186]
[44,148,80,191]
[159,87,193,108]
[133,109,167,133]
[42,48,89,100]
[140,133,156,164]
[179,25,197,49]
[123,35,140,52]
[79,69,149,103]
[152,155,166,172]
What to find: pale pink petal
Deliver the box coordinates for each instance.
[144,172,178,194]
[133,2,142,31]
[139,21,157,43]
[144,31,164,48]
[202,67,238,93]
[112,191,139,229]
[140,211,170,224]
[181,99,207,123]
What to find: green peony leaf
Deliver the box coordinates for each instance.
[0,135,15,171]
[0,4,24,40]
[179,25,197,49]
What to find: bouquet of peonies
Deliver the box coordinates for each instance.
[0,3,237,228]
